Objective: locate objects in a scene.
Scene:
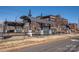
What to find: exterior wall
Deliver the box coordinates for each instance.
[69,24,77,32]
[4,25,23,33]
[39,15,69,33]
[30,22,40,32]
[62,19,68,25]
[0,24,3,32]
[1,15,78,34]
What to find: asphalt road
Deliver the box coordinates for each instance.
[11,38,79,52]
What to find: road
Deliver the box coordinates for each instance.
[11,39,79,52]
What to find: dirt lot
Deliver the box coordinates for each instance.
[0,33,79,52]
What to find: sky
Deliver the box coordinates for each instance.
[0,6,79,23]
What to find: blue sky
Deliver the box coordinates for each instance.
[0,6,79,23]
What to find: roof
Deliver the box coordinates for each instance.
[28,16,54,24]
[69,23,77,25]
[4,21,24,26]
[40,15,53,19]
